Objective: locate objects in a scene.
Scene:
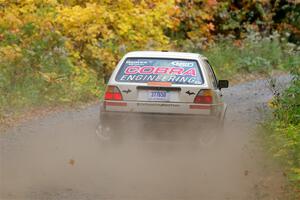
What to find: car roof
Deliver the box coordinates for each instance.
[124,51,207,60]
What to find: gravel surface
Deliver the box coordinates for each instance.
[0,75,292,200]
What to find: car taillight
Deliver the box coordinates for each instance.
[104,86,123,101]
[194,89,213,104]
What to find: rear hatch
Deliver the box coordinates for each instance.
[105,57,210,114]
[116,58,204,102]
[117,84,201,103]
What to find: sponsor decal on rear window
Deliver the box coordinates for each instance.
[116,58,204,85]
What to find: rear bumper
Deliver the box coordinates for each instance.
[99,104,223,133]
[100,110,220,122]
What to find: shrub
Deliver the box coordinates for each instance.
[263,67,300,197]
[195,33,299,79]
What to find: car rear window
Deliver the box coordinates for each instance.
[115,58,204,85]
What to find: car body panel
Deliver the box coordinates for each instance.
[101,51,227,122]
[102,101,223,115]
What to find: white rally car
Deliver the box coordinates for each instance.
[98,51,228,139]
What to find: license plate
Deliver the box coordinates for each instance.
[148,90,169,101]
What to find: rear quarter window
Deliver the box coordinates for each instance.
[115,58,204,85]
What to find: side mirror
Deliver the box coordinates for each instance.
[104,74,111,84]
[218,80,229,89]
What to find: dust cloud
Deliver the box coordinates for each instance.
[0,115,263,200]
[2,76,292,199]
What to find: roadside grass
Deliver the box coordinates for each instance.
[0,29,104,127]
[0,78,105,127]
[261,70,300,199]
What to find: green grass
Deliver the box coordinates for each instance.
[262,70,300,198]
[176,33,299,81]
[0,30,100,124]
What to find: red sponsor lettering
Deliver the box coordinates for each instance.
[169,67,184,75]
[125,66,139,74]
[183,68,196,76]
[140,66,155,74]
[154,67,170,74]
[124,66,196,76]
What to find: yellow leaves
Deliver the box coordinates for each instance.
[0,0,58,36]
[39,72,66,84]
[168,5,181,16]
[111,0,172,48]
[0,12,23,29]
[0,45,22,62]
[43,0,58,5]
[54,0,174,75]
[56,3,109,42]
[71,65,96,94]
[171,0,216,42]
[18,2,37,14]
[268,98,278,109]
[291,168,300,176]
[0,0,174,77]
[117,23,131,36]
[201,12,213,21]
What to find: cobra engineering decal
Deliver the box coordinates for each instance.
[116,58,204,85]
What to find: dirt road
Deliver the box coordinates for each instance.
[0,76,291,200]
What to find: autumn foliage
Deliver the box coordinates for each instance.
[0,0,299,111]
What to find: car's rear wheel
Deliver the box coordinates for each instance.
[96,122,126,146]
[197,118,225,147]
[96,123,113,141]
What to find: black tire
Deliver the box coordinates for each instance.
[96,123,113,141]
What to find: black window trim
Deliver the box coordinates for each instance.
[204,60,218,89]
